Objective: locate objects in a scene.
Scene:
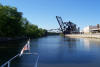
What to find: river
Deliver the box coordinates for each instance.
[1,35,100,67]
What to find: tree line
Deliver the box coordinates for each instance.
[0,4,47,38]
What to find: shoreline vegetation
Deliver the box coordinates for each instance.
[0,4,47,42]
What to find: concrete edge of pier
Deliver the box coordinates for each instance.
[65,34,100,39]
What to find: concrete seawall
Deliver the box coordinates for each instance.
[65,34,100,39]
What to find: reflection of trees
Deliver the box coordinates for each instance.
[0,40,26,65]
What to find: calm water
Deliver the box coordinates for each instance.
[0,40,27,65]
[32,35,100,67]
[1,35,100,67]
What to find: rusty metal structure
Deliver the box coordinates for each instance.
[56,16,79,35]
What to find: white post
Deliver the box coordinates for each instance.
[8,61,10,67]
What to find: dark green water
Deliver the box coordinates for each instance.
[0,40,27,65]
[1,35,100,67]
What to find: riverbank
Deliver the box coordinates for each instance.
[65,34,100,39]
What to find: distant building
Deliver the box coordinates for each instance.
[83,24,100,34]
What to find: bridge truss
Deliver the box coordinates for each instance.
[56,16,79,35]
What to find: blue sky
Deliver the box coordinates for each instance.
[0,0,100,30]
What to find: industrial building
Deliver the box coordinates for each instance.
[83,24,100,34]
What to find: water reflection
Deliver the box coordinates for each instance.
[0,40,27,65]
[83,38,100,49]
[66,38,77,48]
[36,36,100,64]
[3,35,100,67]
[83,39,90,49]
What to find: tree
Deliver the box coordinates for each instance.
[0,4,47,38]
[0,4,22,37]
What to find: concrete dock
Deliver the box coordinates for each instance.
[65,34,100,39]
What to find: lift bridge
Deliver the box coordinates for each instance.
[56,16,80,35]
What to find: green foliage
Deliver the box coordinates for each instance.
[0,4,47,38]
[20,18,47,38]
[0,4,22,37]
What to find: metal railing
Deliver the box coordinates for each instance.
[0,39,30,67]
[0,54,20,67]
